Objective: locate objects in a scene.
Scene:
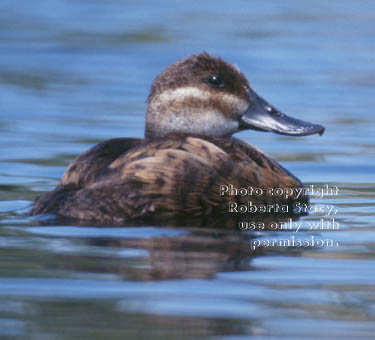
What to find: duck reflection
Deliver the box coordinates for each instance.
[58,216,297,281]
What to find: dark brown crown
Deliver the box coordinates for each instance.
[147,52,250,103]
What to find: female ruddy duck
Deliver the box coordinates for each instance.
[31,53,324,226]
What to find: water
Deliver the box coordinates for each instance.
[1,0,375,339]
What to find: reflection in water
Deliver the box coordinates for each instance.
[24,211,312,280]
[18,211,342,284]
[23,221,269,280]
[85,227,260,280]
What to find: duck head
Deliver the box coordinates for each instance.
[145,52,325,139]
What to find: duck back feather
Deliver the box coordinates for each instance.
[31,134,307,226]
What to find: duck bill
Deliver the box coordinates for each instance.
[240,88,325,136]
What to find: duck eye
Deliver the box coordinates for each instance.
[207,75,224,88]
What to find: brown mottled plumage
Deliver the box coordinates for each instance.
[30,53,325,226]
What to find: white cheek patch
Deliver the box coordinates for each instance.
[155,87,211,104]
[169,109,240,137]
[154,86,248,114]
[149,86,249,137]
[220,93,249,114]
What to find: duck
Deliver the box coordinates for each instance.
[30,52,325,227]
